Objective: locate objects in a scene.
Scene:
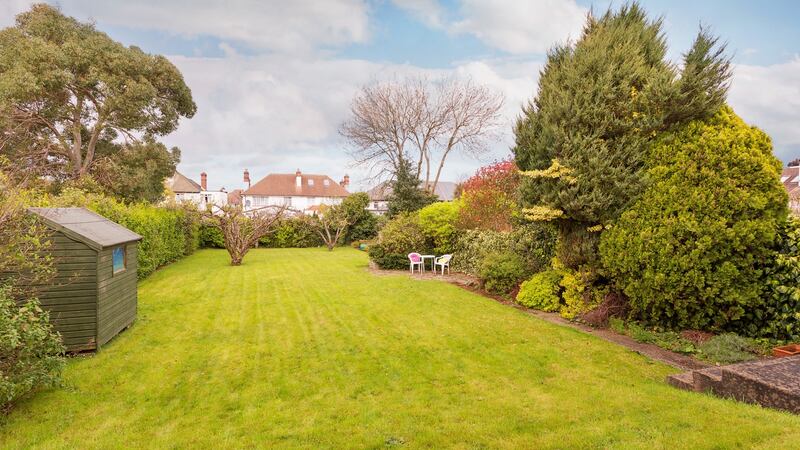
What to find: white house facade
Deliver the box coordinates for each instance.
[166,171,229,210]
[241,169,350,214]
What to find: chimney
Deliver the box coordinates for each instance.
[243,169,251,188]
[200,172,207,191]
[341,174,350,188]
[295,169,302,187]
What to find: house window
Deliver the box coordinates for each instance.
[112,246,126,274]
[323,179,330,186]
[307,179,314,186]
[283,197,292,206]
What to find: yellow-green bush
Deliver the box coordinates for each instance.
[418,201,460,254]
[600,107,788,330]
[516,269,562,311]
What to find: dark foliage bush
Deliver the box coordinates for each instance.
[479,251,527,296]
[733,217,800,341]
[199,223,225,248]
[600,107,788,330]
[368,244,409,270]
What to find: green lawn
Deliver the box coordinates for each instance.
[2,248,799,448]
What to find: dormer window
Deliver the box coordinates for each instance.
[308,179,314,186]
[323,179,330,186]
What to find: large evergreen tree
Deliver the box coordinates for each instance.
[513,2,730,270]
[0,4,196,180]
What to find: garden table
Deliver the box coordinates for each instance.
[421,255,436,272]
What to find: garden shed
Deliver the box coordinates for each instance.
[28,207,142,351]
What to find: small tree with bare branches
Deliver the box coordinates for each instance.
[340,76,504,193]
[203,204,287,266]
[313,204,353,251]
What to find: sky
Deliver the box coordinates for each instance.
[1,0,799,192]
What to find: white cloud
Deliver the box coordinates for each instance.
[37,0,371,53]
[0,0,32,27]
[160,53,541,192]
[452,0,586,54]
[393,0,586,55]
[729,58,800,162]
[392,0,446,28]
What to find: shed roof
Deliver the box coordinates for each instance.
[29,207,142,251]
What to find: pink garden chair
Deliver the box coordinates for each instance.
[408,252,423,273]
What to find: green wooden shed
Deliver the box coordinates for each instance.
[28,207,142,351]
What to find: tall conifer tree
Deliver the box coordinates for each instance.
[513,2,730,270]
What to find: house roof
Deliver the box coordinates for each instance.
[782,166,800,198]
[29,207,142,251]
[227,189,243,205]
[243,173,349,198]
[367,181,458,202]
[167,171,202,193]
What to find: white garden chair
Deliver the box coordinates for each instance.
[434,254,452,275]
[408,252,423,273]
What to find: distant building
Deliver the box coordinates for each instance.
[241,169,350,214]
[366,180,459,215]
[166,171,228,210]
[782,160,800,214]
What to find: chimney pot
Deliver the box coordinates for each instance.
[200,172,208,191]
[243,169,251,188]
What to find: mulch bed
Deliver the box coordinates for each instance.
[368,265,710,371]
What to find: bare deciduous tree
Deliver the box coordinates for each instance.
[313,204,354,251]
[203,204,287,266]
[340,76,504,193]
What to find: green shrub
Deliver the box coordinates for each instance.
[0,287,64,412]
[697,334,757,365]
[341,193,380,244]
[375,212,430,255]
[452,223,555,277]
[516,269,562,311]
[259,216,323,248]
[600,107,788,330]
[367,244,410,270]
[199,223,225,248]
[418,201,460,253]
[479,251,526,295]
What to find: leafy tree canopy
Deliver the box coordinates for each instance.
[92,137,180,203]
[0,4,196,180]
